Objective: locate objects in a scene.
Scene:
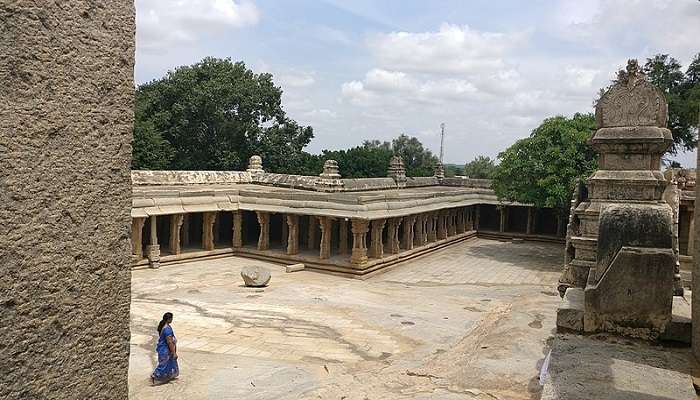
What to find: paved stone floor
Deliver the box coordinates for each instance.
[128,238,696,399]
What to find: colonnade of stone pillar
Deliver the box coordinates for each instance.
[131,206,477,268]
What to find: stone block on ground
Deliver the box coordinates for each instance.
[286,263,305,273]
[557,288,584,332]
[661,294,692,344]
[241,266,271,287]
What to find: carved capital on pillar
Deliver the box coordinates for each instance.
[351,219,370,265]
[256,211,271,251]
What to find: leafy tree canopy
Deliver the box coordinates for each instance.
[641,54,699,152]
[492,113,597,211]
[463,155,497,179]
[132,57,313,171]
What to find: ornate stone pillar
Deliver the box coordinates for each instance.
[131,217,145,258]
[475,205,481,231]
[370,218,387,258]
[526,208,534,234]
[351,219,370,265]
[402,215,416,250]
[281,214,288,249]
[286,214,300,255]
[319,216,333,259]
[182,214,190,247]
[387,217,402,254]
[308,216,317,250]
[202,212,216,251]
[428,213,437,242]
[413,214,423,247]
[169,214,184,255]
[448,210,457,236]
[147,215,160,269]
[232,210,243,248]
[689,210,695,255]
[339,219,348,255]
[456,209,465,234]
[499,206,506,233]
[437,212,447,240]
[256,211,270,251]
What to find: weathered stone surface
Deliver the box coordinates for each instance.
[286,263,305,273]
[556,288,584,332]
[694,120,700,360]
[241,266,272,287]
[583,204,674,339]
[0,2,134,399]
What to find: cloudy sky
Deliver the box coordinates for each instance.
[135,0,700,166]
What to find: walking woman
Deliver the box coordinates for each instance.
[151,312,179,384]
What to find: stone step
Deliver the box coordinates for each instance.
[661,292,692,345]
[556,287,584,332]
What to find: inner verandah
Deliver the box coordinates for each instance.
[131,204,563,274]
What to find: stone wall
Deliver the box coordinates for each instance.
[0,2,134,399]
[694,127,700,360]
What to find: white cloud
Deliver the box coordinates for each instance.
[137,0,260,52]
[368,23,528,76]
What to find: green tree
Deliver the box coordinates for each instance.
[132,57,313,171]
[492,113,597,212]
[642,54,699,152]
[391,134,439,177]
[463,156,497,179]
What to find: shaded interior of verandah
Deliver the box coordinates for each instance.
[132,203,567,273]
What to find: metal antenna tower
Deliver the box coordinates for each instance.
[439,123,445,163]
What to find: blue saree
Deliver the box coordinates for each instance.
[152,325,179,383]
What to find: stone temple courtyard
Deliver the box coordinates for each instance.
[128,238,697,399]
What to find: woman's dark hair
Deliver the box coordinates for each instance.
[157,312,173,335]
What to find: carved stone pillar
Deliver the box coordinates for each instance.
[202,212,216,251]
[413,214,423,247]
[182,214,190,247]
[319,216,333,259]
[351,219,370,265]
[475,205,481,231]
[688,210,695,255]
[499,206,506,233]
[232,210,243,248]
[339,219,348,255]
[437,212,447,240]
[456,209,465,234]
[428,213,437,242]
[369,218,387,258]
[402,215,416,250]
[281,214,288,249]
[286,214,299,255]
[256,211,270,251]
[146,216,160,269]
[169,214,184,255]
[308,216,317,250]
[131,217,145,258]
[526,208,534,235]
[387,217,402,254]
[448,210,457,236]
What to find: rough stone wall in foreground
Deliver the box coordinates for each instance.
[694,117,700,360]
[0,2,134,399]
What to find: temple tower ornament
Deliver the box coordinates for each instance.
[559,59,674,295]
[556,59,676,339]
[434,162,445,180]
[247,155,264,175]
[317,159,344,192]
[387,155,407,187]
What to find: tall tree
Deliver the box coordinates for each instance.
[463,156,497,179]
[391,134,439,177]
[642,54,699,152]
[132,57,313,171]
[492,113,597,212]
